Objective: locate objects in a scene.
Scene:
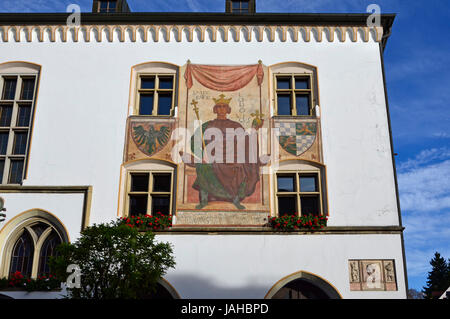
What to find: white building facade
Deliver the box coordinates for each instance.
[0,1,407,299]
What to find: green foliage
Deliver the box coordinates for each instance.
[49,219,176,299]
[268,214,327,231]
[0,271,60,292]
[422,252,450,299]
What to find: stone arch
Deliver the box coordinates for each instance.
[124,26,135,42]
[156,277,181,299]
[265,270,342,299]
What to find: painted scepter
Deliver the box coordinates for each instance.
[191,99,209,163]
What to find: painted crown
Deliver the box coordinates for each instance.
[213,94,232,105]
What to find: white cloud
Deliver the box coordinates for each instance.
[186,0,201,12]
[405,247,450,279]
[387,49,449,81]
[397,147,450,171]
[403,212,450,246]
[432,132,450,139]
[0,0,92,13]
[398,149,450,288]
[398,159,450,211]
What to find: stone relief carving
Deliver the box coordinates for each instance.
[349,260,397,291]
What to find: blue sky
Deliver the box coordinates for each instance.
[1,0,449,293]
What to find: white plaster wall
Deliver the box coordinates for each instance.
[0,193,85,257]
[0,234,407,299]
[0,192,85,287]
[158,234,407,299]
[0,37,399,227]
[0,193,84,241]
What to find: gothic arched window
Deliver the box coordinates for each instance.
[5,220,65,279]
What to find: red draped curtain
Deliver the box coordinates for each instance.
[184,63,264,91]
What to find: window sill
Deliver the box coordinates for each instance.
[0,287,62,292]
[272,115,317,120]
[129,115,175,119]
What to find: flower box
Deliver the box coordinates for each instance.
[268,214,328,231]
[0,271,61,292]
[119,212,172,231]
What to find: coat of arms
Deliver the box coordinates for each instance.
[131,122,172,157]
[276,122,317,156]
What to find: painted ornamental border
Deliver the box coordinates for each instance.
[0,24,384,43]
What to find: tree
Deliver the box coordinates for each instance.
[407,289,424,299]
[50,220,176,299]
[422,252,450,299]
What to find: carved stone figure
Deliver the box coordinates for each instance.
[365,263,382,289]
[384,261,395,282]
[350,261,360,283]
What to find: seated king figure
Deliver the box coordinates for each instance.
[185,94,263,210]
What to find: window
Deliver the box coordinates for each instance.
[8,222,62,278]
[98,0,117,13]
[38,231,61,276]
[9,231,34,277]
[276,172,323,216]
[126,171,173,216]
[137,75,175,116]
[275,74,314,116]
[0,75,37,184]
[231,1,250,13]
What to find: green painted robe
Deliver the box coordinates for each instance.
[190,119,260,202]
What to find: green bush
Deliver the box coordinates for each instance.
[50,219,176,299]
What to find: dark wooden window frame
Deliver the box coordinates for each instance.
[274,73,315,117]
[126,170,174,217]
[275,171,324,217]
[97,0,117,13]
[0,75,37,185]
[136,74,176,116]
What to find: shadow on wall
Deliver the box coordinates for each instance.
[167,273,269,299]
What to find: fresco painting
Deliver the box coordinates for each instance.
[177,62,269,212]
[123,61,324,223]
